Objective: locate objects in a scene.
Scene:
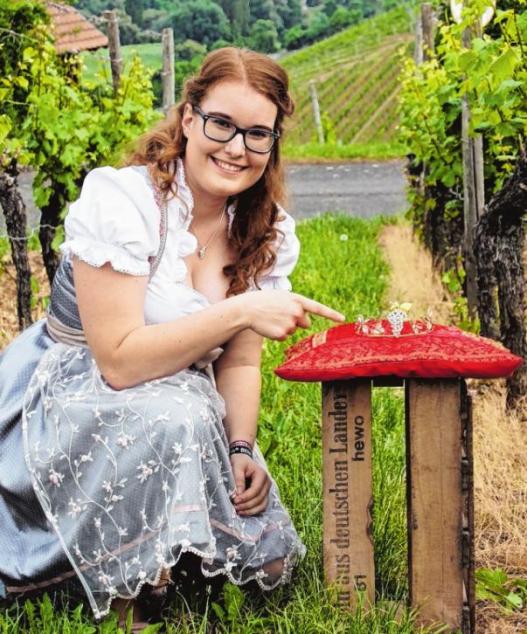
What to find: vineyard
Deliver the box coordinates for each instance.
[79,7,414,150]
[398,0,527,402]
[282,7,413,146]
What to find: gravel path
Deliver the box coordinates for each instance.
[4,160,407,234]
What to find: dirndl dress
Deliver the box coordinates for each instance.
[0,165,306,620]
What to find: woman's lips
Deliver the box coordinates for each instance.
[211,156,247,174]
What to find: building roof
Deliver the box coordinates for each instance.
[46,2,108,54]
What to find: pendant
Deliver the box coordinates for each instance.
[198,246,207,259]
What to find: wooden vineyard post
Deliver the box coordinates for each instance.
[103,10,122,94]
[308,80,324,145]
[405,379,475,632]
[322,379,374,608]
[161,28,175,115]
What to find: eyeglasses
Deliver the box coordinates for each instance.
[192,106,279,154]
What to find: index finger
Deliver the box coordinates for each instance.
[293,294,346,323]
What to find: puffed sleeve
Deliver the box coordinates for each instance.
[257,205,300,291]
[60,166,159,276]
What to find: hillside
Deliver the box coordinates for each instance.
[281,7,414,146]
[80,7,415,152]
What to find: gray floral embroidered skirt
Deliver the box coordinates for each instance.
[0,320,306,619]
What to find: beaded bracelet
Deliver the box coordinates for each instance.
[229,440,253,458]
[229,440,253,451]
[229,445,253,458]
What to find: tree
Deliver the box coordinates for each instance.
[248,19,280,53]
[0,0,48,328]
[218,0,250,36]
[124,0,143,26]
[248,0,283,31]
[284,23,307,49]
[160,0,231,47]
[305,9,330,41]
[275,0,303,31]
[1,1,159,327]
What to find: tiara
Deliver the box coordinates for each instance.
[355,304,434,338]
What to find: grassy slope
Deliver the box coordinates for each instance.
[0,214,444,633]
[80,10,414,159]
[280,8,414,157]
[80,42,162,82]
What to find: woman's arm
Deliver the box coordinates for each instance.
[74,259,247,390]
[73,258,344,390]
[214,328,271,516]
[214,328,263,446]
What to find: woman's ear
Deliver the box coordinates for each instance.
[181,103,195,139]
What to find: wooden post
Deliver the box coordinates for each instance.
[415,3,435,64]
[414,5,436,198]
[322,380,374,609]
[405,379,474,632]
[414,14,423,65]
[161,28,175,115]
[0,162,32,329]
[308,80,324,145]
[421,4,436,61]
[103,10,122,94]
[461,29,485,319]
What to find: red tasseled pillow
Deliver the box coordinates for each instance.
[275,317,523,382]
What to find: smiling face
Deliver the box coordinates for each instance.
[181,80,278,210]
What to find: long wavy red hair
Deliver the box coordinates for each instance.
[126,47,295,296]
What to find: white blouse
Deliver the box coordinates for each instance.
[60,159,300,326]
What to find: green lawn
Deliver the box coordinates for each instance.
[283,141,407,162]
[0,214,443,633]
[80,43,162,83]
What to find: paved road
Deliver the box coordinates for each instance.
[286,160,407,219]
[7,160,407,233]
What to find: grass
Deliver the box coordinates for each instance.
[80,43,162,83]
[283,141,407,162]
[0,214,444,632]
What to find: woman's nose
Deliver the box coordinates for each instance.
[224,132,246,156]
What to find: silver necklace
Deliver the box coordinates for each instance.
[193,203,227,259]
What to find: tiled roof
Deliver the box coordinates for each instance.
[46,2,108,54]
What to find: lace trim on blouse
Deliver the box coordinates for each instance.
[60,237,151,277]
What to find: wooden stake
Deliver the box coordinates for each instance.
[103,10,122,94]
[461,28,485,319]
[421,4,436,61]
[322,380,374,608]
[161,28,175,115]
[414,11,423,65]
[405,379,468,631]
[414,5,436,201]
[308,80,324,145]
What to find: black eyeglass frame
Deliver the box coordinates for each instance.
[192,105,280,154]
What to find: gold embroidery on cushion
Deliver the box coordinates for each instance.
[312,331,327,348]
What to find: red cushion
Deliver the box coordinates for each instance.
[275,319,523,382]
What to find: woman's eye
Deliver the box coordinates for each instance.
[211,117,233,130]
[247,129,270,140]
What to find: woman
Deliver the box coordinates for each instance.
[0,47,344,627]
